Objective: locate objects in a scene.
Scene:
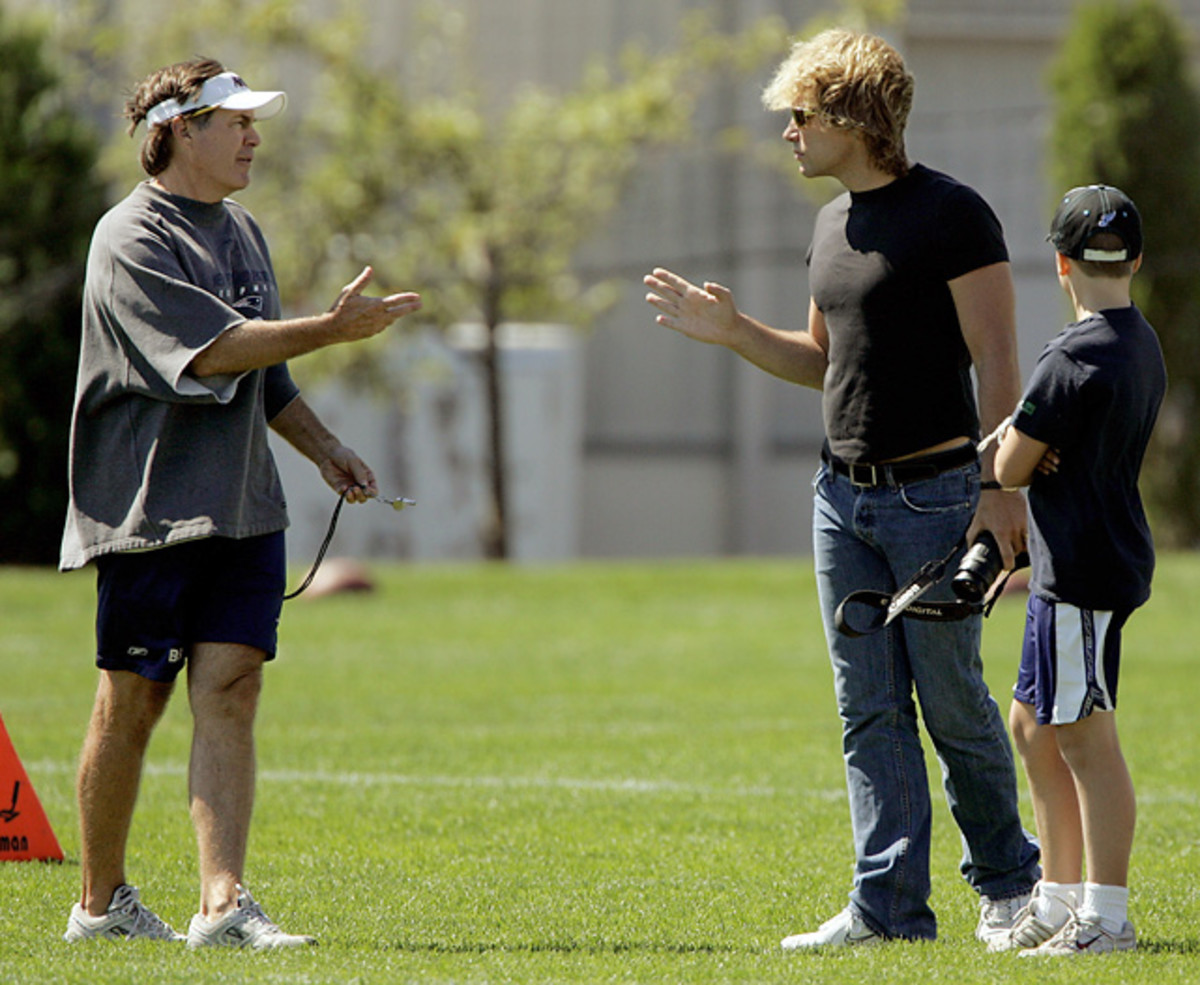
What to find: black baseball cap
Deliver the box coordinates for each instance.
[1049,184,1143,262]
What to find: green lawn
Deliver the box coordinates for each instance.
[1,556,1197,983]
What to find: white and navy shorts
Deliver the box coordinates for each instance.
[1013,594,1131,725]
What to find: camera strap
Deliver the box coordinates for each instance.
[833,539,1022,638]
[834,537,968,638]
[835,589,980,638]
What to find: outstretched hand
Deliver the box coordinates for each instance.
[643,267,738,346]
[328,266,422,342]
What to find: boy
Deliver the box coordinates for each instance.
[993,185,1166,955]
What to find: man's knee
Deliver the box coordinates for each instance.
[188,644,266,721]
[91,670,174,744]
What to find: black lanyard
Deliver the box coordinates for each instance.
[834,539,1024,638]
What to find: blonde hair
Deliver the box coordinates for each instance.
[762,28,913,178]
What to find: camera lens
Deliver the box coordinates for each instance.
[951,531,1004,603]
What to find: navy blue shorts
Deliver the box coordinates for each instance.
[94,532,286,683]
[1013,593,1130,725]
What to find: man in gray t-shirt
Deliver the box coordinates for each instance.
[60,58,422,949]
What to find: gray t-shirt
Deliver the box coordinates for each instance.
[60,181,300,570]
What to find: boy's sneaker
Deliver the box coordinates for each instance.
[781,906,885,950]
[63,884,186,942]
[1019,915,1136,956]
[187,884,317,950]
[975,890,1032,946]
[986,897,1065,952]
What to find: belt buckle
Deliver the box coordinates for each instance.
[848,462,882,487]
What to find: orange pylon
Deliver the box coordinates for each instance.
[0,714,64,862]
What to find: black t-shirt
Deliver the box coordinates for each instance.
[1014,305,1166,610]
[807,164,1009,462]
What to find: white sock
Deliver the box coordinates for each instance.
[1080,883,1129,931]
[1032,881,1081,925]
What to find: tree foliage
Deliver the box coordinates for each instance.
[0,7,107,564]
[51,0,786,558]
[1048,0,1200,546]
[244,5,785,556]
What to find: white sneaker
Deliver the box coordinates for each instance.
[975,890,1032,945]
[187,885,316,950]
[63,884,185,942]
[781,907,884,950]
[1019,915,1136,956]
[986,889,1068,952]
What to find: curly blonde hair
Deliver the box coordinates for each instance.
[762,28,913,178]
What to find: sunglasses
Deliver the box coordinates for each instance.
[791,107,821,128]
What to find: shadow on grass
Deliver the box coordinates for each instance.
[395,937,1200,957]
[1136,938,1200,955]
[392,940,741,955]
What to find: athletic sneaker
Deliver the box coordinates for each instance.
[975,890,1032,945]
[781,906,884,950]
[986,890,1067,953]
[1019,915,1136,956]
[186,884,316,950]
[63,884,186,942]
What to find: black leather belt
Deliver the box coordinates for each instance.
[823,442,978,488]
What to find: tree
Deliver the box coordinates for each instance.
[54,0,786,558]
[0,7,107,564]
[260,9,785,558]
[1048,0,1200,546]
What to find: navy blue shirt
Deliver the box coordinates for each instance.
[1014,305,1166,610]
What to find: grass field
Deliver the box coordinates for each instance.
[1,555,1197,984]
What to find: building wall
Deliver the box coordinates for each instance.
[32,0,1200,559]
[573,0,1200,557]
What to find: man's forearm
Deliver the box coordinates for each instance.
[190,268,423,378]
[269,395,342,467]
[189,314,338,378]
[976,372,1021,480]
[729,313,828,389]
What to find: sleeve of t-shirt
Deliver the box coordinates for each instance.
[263,362,300,421]
[1012,345,1085,450]
[92,216,249,404]
[936,184,1009,283]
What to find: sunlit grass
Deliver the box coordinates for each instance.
[1,556,1197,983]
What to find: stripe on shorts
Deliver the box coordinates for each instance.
[1052,603,1116,724]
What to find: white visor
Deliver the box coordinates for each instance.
[145,72,287,129]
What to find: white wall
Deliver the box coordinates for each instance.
[271,326,584,565]
[42,0,1200,559]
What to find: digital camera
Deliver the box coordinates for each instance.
[951,531,1029,603]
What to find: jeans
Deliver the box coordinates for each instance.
[811,460,1040,940]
